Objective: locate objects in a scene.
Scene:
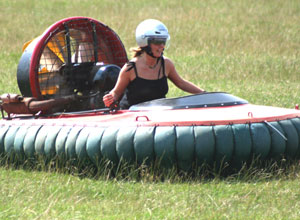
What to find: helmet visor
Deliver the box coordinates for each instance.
[148,38,167,45]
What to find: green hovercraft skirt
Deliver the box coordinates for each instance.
[1,92,300,171]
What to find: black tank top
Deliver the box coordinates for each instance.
[120,57,168,109]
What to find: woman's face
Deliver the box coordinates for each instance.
[150,43,165,57]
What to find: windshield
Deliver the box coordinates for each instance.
[129,92,248,111]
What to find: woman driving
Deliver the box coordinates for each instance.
[103,19,205,109]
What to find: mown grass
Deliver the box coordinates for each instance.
[1,0,300,219]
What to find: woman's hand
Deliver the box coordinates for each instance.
[103,93,115,107]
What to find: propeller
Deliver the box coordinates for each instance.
[17,17,128,105]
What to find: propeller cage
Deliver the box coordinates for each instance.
[17,17,128,100]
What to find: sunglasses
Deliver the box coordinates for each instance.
[148,38,167,45]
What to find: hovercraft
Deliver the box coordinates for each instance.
[1,17,300,171]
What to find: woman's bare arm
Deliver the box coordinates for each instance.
[103,64,131,106]
[165,58,205,93]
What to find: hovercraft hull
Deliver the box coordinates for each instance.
[1,98,300,171]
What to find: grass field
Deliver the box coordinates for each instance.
[1,0,300,219]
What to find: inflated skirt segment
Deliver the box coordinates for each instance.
[1,117,300,171]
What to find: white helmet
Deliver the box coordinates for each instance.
[135,19,170,48]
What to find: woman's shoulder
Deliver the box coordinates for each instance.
[118,59,137,81]
[162,55,173,63]
[162,56,175,69]
[125,58,138,69]
[128,57,138,63]
[120,59,136,72]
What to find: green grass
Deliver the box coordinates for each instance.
[1,162,300,220]
[1,0,300,219]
